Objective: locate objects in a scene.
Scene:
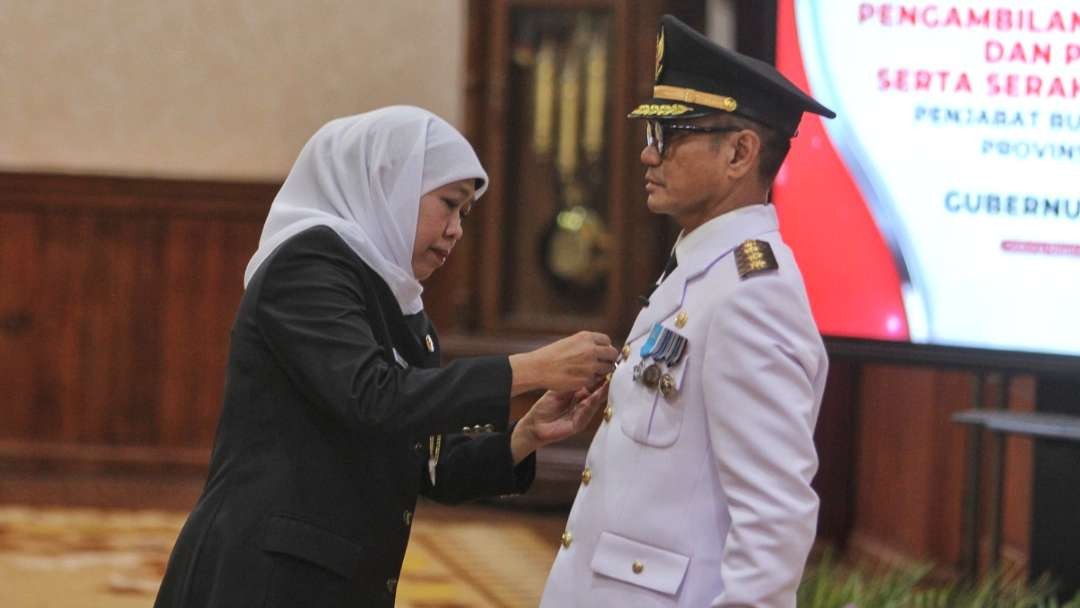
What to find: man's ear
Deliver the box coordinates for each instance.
[727,130,760,179]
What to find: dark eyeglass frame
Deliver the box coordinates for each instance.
[644,120,742,156]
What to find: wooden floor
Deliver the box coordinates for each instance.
[0,501,569,608]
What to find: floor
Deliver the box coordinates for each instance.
[0,501,569,608]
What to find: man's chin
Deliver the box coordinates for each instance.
[645,196,672,215]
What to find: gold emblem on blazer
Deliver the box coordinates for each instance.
[659,373,677,398]
[735,239,779,278]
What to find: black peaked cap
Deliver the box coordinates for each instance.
[628,15,836,138]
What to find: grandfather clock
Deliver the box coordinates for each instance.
[448,0,702,336]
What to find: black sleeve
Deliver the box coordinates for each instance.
[419,422,537,505]
[253,228,512,438]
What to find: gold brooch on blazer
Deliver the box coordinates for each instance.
[735,240,778,278]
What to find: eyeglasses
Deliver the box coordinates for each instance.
[644,120,741,156]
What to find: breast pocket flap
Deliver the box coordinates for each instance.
[258,514,363,579]
[589,531,690,596]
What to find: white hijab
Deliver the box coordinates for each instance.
[243,106,488,314]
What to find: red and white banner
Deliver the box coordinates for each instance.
[773,1,1080,357]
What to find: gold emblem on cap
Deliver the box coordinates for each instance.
[675,311,688,328]
[655,27,665,80]
[627,103,694,118]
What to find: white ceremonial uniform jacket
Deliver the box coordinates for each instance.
[541,204,828,608]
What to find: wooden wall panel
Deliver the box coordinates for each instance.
[156,218,257,448]
[850,364,1033,573]
[853,365,942,560]
[0,212,39,440]
[1003,376,1035,565]
[812,359,858,547]
[0,172,272,461]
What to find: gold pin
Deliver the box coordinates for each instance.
[603,406,614,422]
[561,531,573,548]
[621,345,631,359]
[424,335,434,352]
[581,467,592,485]
[675,311,688,328]
[659,373,676,398]
[632,560,645,574]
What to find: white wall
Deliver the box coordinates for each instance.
[0,1,468,180]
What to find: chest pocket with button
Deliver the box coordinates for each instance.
[616,321,690,448]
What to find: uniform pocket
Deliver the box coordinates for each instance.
[618,327,690,448]
[589,531,690,596]
[257,513,363,579]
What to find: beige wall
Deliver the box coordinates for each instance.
[0,1,468,180]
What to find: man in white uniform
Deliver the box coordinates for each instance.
[541,15,836,608]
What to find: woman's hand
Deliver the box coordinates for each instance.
[510,381,609,464]
[508,331,618,396]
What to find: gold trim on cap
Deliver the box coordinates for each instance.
[653,85,737,113]
[627,103,694,118]
[654,28,665,80]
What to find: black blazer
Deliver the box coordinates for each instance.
[154,226,535,608]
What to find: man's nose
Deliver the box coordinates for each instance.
[640,143,661,166]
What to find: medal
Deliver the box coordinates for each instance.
[642,363,661,387]
[634,323,689,389]
[659,373,676,397]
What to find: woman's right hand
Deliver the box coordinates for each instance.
[509,331,618,396]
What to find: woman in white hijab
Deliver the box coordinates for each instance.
[154,106,616,608]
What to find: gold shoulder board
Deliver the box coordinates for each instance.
[734,239,778,278]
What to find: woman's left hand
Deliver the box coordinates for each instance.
[510,382,609,464]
